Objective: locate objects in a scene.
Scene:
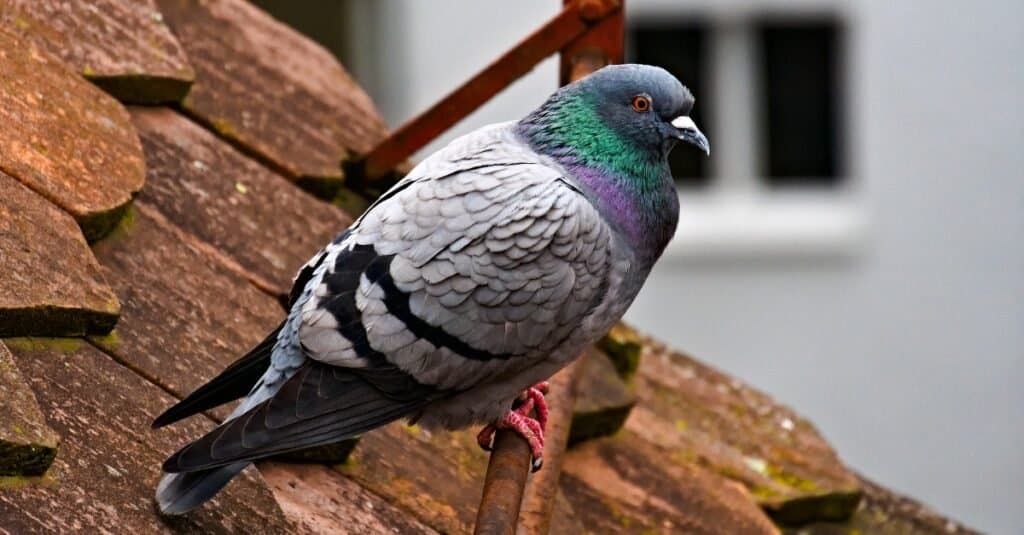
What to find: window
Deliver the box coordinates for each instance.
[629,23,710,188]
[628,17,845,189]
[627,11,861,259]
[758,21,843,186]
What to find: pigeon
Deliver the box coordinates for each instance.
[152,63,709,515]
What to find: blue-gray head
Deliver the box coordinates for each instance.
[518,63,710,180]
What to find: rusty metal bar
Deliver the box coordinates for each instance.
[559,2,624,83]
[358,0,621,182]
[473,425,533,535]
[474,3,623,534]
[515,357,587,535]
[473,359,586,535]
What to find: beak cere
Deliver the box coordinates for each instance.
[671,116,711,156]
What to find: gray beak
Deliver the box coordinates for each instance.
[671,116,711,156]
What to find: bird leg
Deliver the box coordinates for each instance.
[476,381,550,471]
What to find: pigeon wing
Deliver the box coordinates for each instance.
[300,126,617,391]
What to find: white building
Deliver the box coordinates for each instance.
[259,1,1023,532]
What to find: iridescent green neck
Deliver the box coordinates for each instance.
[517,92,679,264]
[517,92,664,186]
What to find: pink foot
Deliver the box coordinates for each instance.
[476,382,550,471]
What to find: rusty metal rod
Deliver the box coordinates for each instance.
[473,424,534,535]
[472,358,586,535]
[515,357,587,535]
[359,0,620,181]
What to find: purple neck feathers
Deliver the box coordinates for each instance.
[558,155,679,267]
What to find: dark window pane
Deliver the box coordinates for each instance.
[628,23,710,188]
[758,21,843,186]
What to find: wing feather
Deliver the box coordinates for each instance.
[151,323,282,429]
[162,359,433,472]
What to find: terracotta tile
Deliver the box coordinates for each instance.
[788,476,981,535]
[131,107,351,294]
[88,204,280,402]
[0,0,194,103]
[261,462,440,535]
[0,341,58,477]
[627,336,863,524]
[562,435,780,534]
[0,172,119,336]
[156,0,388,183]
[0,29,145,240]
[0,338,295,533]
[337,422,491,534]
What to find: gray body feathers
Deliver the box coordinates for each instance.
[155,121,648,514]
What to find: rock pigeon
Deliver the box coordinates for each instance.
[152,63,709,514]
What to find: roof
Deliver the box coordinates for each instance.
[0,1,977,533]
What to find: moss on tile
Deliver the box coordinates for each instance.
[3,337,85,355]
[0,305,118,338]
[0,442,58,477]
[569,404,635,447]
[88,74,193,105]
[766,490,864,527]
[332,185,372,215]
[596,322,643,379]
[80,199,135,243]
[570,351,638,447]
[0,341,59,477]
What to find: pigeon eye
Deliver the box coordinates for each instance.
[631,95,652,112]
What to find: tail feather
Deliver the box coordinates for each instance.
[163,360,433,473]
[152,323,282,429]
[155,462,248,515]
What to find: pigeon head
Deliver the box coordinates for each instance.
[517,64,708,261]
[517,64,709,180]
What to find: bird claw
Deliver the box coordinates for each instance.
[513,381,549,431]
[476,382,549,471]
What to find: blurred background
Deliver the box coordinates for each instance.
[254,1,1023,532]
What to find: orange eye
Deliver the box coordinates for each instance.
[631,95,652,112]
